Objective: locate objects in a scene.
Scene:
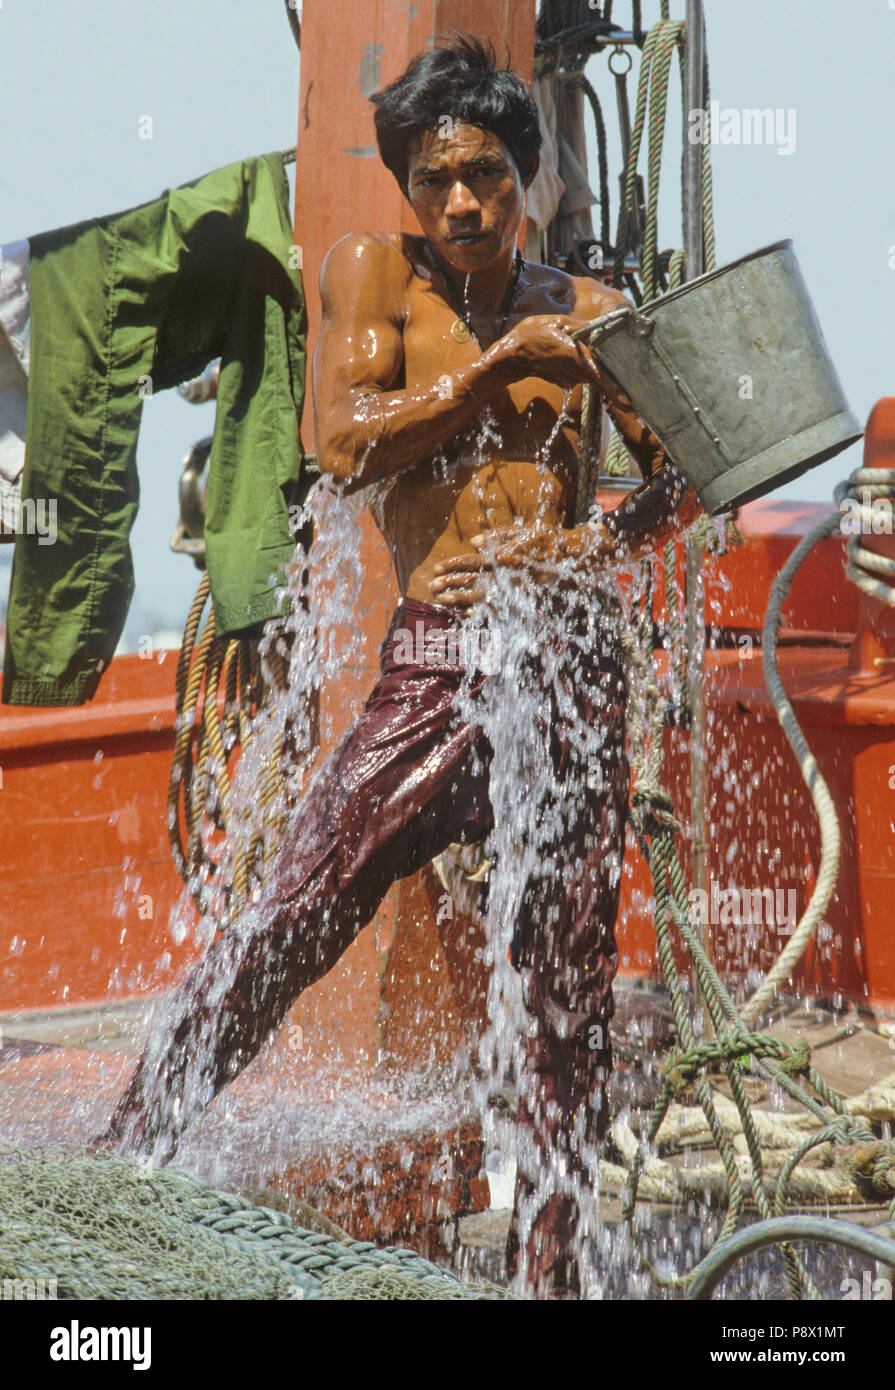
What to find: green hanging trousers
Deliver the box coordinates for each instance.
[2,152,311,707]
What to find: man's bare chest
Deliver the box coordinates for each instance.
[399,276,582,437]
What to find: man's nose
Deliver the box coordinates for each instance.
[445,179,481,220]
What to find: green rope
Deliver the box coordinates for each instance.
[686,1217,895,1301]
[662,539,687,720]
[603,16,711,477]
[576,378,603,525]
[641,25,684,300]
[622,818,746,1248]
[700,49,717,273]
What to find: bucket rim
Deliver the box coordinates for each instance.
[637,238,795,314]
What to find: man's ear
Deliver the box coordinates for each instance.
[522,153,540,189]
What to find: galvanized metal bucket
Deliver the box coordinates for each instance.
[585,240,862,514]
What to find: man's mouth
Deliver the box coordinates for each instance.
[448,231,488,246]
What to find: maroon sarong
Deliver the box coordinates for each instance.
[102,594,628,1296]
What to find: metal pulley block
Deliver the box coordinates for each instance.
[177,359,220,404]
[169,435,212,568]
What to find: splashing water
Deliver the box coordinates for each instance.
[127,474,393,1163]
[170,476,369,946]
[452,545,633,1297]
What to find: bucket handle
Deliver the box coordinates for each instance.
[572,305,649,345]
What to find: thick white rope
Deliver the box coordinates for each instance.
[738,511,843,1026]
[741,468,895,1025]
[835,469,895,605]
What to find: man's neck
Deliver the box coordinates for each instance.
[466,246,519,309]
[428,239,518,311]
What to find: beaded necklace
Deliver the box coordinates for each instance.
[426,241,525,348]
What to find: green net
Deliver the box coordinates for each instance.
[0,1149,510,1301]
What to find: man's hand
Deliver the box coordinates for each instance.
[429,520,614,608]
[493,315,607,393]
[427,465,703,609]
[603,462,702,556]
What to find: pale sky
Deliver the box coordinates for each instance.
[1,0,893,637]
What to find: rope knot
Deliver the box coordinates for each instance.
[842,1142,895,1200]
[630,787,682,837]
[774,1038,812,1078]
[662,1046,700,1094]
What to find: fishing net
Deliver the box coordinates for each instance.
[0,1149,509,1301]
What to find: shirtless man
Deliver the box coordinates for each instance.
[100,36,699,1298]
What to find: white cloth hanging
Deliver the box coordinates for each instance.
[525,75,567,262]
[0,239,31,534]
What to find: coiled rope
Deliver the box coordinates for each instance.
[836,468,895,602]
[741,466,895,1024]
[168,572,292,920]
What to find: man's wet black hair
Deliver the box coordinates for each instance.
[371,34,541,193]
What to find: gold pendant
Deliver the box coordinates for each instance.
[450,319,472,343]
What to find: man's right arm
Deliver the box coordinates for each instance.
[313,234,513,492]
[313,236,609,492]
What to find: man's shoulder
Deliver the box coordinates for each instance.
[319,232,414,314]
[566,269,629,319]
[526,260,629,318]
[321,231,414,278]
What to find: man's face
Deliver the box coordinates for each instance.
[406,123,528,275]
